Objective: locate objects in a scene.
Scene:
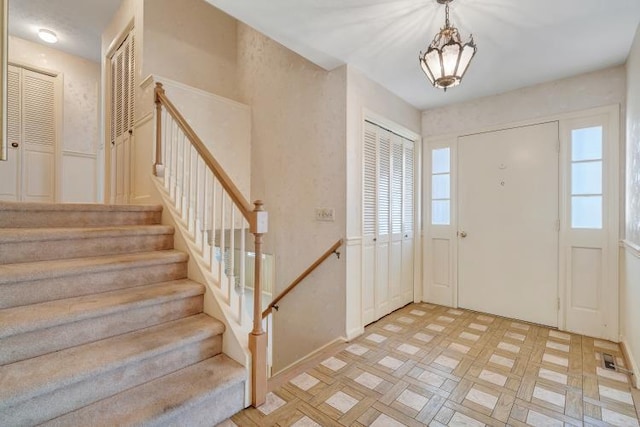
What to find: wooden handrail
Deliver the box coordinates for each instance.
[154,82,269,407]
[262,239,343,318]
[154,83,254,221]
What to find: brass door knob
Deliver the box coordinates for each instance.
[459,231,467,238]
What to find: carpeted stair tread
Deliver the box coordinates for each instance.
[0,280,204,339]
[0,225,174,243]
[0,201,163,213]
[0,314,225,409]
[0,202,163,228]
[0,250,188,285]
[43,355,245,427]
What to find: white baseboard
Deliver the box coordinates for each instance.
[273,337,346,376]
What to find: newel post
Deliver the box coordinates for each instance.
[249,200,268,407]
[153,82,165,177]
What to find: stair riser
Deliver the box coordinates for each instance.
[0,296,204,365]
[0,262,188,309]
[0,210,162,228]
[0,234,174,265]
[155,380,245,427]
[0,336,222,427]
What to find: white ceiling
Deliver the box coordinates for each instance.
[8,0,123,63]
[6,0,640,108]
[205,0,640,110]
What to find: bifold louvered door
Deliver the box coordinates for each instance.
[0,65,57,202]
[109,31,135,204]
[362,121,415,325]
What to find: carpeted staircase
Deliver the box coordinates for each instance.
[0,201,246,426]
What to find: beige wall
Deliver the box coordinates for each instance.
[621,23,640,384]
[237,23,347,372]
[421,66,626,138]
[143,0,238,101]
[9,36,100,202]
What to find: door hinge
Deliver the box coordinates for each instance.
[555,219,560,232]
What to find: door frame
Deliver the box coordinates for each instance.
[7,61,63,202]
[423,104,620,341]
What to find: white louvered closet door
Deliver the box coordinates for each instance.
[109,31,135,204]
[362,121,416,325]
[0,65,57,202]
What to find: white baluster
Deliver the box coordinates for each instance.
[220,191,227,298]
[169,120,177,201]
[210,180,219,284]
[175,129,183,209]
[202,169,211,261]
[239,216,247,326]
[181,135,190,220]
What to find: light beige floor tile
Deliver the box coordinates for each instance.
[414,332,434,343]
[290,372,320,391]
[449,411,486,427]
[526,409,564,427]
[599,385,634,405]
[459,332,480,341]
[258,392,287,415]
[596,366,629,383]
[379,356,405,370]
[291,415,322,427]
[465,387,498,410]
[449,342,471,354]
[549,330,570,341]
[546,340,570,352]
[505,331,526,341]
[355,372,384,390]
[398,343,420,355]
[410,309,426,316]
[325,391,359,413]
[398,316,415,324]
[594,339,619,351]
[542,352,568,367]
[498,342,520,353]
[468,323,488,332]
[366,333,388,343]
[438,315,456,323]
[601,407,640,427]
[397,389,429,411]
[370,413,406,427]
[427,323,446,332]
[490,354,514,368]
[419,370,447,387]
[533,385,565,408]
[435,355,460,369]
[478,369,507,387]
[321,356,347,371]
[346,344,369,356]
[538,368,568,385]
[384,324,402,333]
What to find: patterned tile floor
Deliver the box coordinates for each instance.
[228,303,640,426]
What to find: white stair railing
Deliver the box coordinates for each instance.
[153,82,268,407]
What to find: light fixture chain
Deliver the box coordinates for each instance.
[445,3,450,28]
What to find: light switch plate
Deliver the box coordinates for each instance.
[315,208,335,222]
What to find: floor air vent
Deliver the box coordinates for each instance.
[602,353,617,370]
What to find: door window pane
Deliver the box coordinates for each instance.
[432,148,450,174]
[432,174,450,199]
[572,196,602,229]
[571,161,602,195]
[571,127,602,161]
[432,200,450,225]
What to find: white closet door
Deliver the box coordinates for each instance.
[21,69,56,202]
[362,123,377,325]
[362,121,416,325]
[110,32,135,204]
[0,65,57,202]
[0,66,21,201]
[401,141,415,303]
[375,129,391,319]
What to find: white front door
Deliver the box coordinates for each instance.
[457,122,559,327]
[0,65,57,202]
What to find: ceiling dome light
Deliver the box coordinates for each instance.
[38,29,58,44]
[419,0,476,91]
